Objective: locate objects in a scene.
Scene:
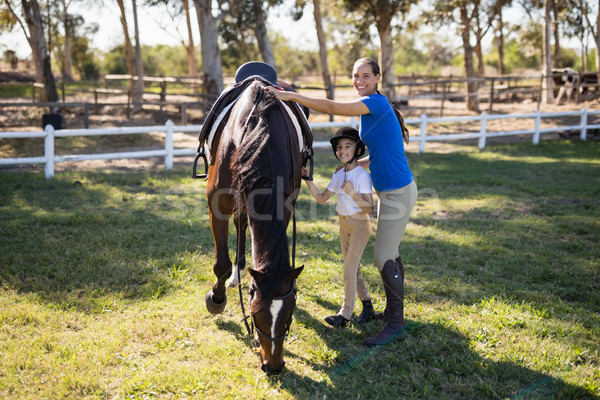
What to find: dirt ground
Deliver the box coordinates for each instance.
[1,88,599,174]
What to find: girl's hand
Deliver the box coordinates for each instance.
[301,167,309,176]
[341,180,356,196]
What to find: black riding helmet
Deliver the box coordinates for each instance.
[330,127,366,164]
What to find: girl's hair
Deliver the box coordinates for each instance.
[354,57,410,145]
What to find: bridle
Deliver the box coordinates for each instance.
[248,283,297,343]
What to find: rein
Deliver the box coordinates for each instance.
[236,203,299,353]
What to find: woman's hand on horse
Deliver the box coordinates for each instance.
[265,86,291,100]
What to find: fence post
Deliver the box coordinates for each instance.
[181,103,188,125]
[478,112,488,150]
[533,109,541,144]
[580,108,588,140]
[44,125,55,179]
[165,120,174,170]
[84,103,90,129]
[419,114,427,153]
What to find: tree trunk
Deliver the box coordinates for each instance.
[21,0,58,103]
[460,5,480,112]
[116,0,135,98]
[475,41,485,76]
[252,0,275,67]
[193,0,224,99]
[497,11,504,75]
[552,0,561,67]
[131,0,144,113]
[313,0,333,101]
[61,0,73,81]
[182,0,199,78]
[595,4,600,80]
[376,19,395,99]
[542,0,554,104]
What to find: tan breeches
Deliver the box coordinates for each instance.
[374,180,418,270]
[338,213,372,320]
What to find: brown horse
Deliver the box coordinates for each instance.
[197,76,311,373]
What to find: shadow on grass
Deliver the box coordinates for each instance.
[277,314,595,399]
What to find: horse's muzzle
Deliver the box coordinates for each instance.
[262,361,285,374]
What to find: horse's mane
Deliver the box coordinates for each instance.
[232,80,292,311]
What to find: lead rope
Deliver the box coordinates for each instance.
[235,194,260,356]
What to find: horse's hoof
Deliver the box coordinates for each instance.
[226,276,240,289]
[205,290,227,314]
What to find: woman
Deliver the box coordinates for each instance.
[266,57,417,347]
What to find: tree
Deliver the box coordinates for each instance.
[427,0,480,111]
[4,0,58,103]
[116,0,136,98]
[131,0,144,113]
[570,0,600,74]
[217,0,279,68]
[144,0,199,78]
[313,0,333,100]
[342,0,416,99]
[56,0,74,80]
[542,0,554,103]
[193,0,224,98]
[252,0,275,66]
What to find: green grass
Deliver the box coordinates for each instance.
[1,140,599,399]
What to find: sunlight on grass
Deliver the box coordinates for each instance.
[1,141,599,399]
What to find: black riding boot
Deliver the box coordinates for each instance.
[356,300,375,324]
[364,259,405,347]
[381,255,403,322]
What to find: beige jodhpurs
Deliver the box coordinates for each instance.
[374,180,418,270]
[338,213,372,320]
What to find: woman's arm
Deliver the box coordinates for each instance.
[265,87,369,116]
[357,156,370,169]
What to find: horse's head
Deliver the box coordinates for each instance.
[248,265,304,374]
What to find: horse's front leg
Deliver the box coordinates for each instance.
[226,211,248,288]
[205,209,233,314]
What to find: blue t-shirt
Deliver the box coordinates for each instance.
[359,93,414,191]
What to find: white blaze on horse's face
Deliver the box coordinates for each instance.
[269,299,283,355]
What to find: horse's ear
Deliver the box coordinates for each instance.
[248,268,266,284]
[288,265,304,280]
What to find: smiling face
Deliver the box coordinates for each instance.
[335,138,358,164]
[353,62,380,97]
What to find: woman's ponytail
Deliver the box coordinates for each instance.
[377,90,410,145]
[394,107,410,145]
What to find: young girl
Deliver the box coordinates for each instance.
[302,127,376,327]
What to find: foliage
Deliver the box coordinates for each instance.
[486,38,541,73]
[394,32,460,75]
[0,140,599,398]
[102,44,192,77]
[272,34,321,81]
[103,45,129,75]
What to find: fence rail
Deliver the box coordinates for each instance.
[1,108,598,179]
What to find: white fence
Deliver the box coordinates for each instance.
[1,108,598,179]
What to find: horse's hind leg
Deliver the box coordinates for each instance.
[226,211,248,288]
[205,213,232,314]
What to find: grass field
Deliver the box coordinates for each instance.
[1,140,599,399]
